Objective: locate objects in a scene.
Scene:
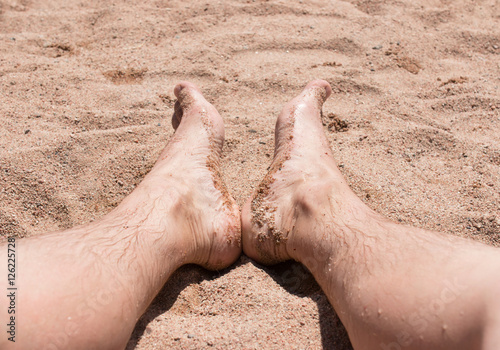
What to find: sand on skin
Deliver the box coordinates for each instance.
[0,0,499,348]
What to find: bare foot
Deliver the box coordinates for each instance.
[118,81,241,270]
[241,79,366,265]
[0,82,241,350]
[241,80,500,349]
[160,81,241,269]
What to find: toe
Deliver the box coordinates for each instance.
[171,101,182,130]
[274,80,333,159]
[171,81,207,123]
[173,81,216,123]
[174,81,203,104]
[162,81,227,165]
[303,79,332,100]
[279,79,332,124]
[170,81,225,143]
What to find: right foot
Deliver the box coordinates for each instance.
[241,80,368,265]
[241,80,500,350]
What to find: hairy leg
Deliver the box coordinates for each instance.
[242,80,500,349]
[0,82,241,350]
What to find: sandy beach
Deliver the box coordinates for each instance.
[1,0,499,348]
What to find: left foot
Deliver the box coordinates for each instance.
[114,81,241,270]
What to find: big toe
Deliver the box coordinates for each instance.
[171,81,200,130]
[173,81,204,108]
[277,79,331,127]
[303,79,332,100]
[273,79,333,162]
[164,82,226,164]
[170,81,224,139]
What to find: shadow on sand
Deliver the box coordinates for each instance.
[125,263,223,349]
[261,260,353,350]
[126,257,352,349]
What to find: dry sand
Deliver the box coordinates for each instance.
[1,0,499,348]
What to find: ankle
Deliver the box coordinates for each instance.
[97,185,189,266]
[286,188,376,268]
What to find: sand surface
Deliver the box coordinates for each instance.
[1,0,499,348]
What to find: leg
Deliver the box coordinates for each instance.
[0,82,241,350]
[242,80,500,349]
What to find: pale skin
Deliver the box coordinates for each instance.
[241,80,500,349]
[1,80,499,349]
[0,82,241,350]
